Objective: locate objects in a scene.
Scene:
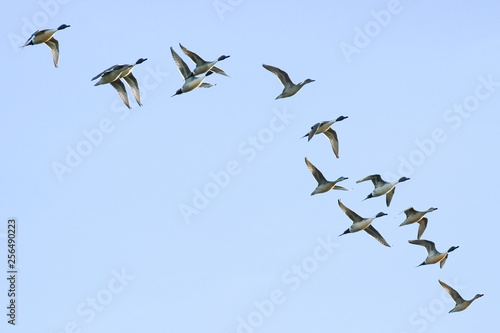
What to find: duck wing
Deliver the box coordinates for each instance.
[323,128,340,158]
[364,225,391,247]
[45,37,59,67]
[171,47,192,80]
[305,157,327,184]
[337,199,363,223]
[386,187,395,207]
[179,43,205,65]
[210,66,229,77]
[417,218,428,239]
[263,64,293,88]
[110,79,131,109]
[122,74,142,106]
[439,280,465,304]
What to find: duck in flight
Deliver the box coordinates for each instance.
[408,239,458,269]
[262,64,314,99]
[337,199,390,247]
[305,157,348,195]
[302,116,348,158]
[21,24,70,67]
[92,64,131,109]
[171,47,214,97]
[179,43,230,77]
[439,280,483,313]
[356,174,410,206]
[399,207,437,239]
[92,58,147,109]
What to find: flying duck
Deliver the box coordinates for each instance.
[337,199,390,247]
[171,47,214,97]
[400,207,438,239]
[92,63,132,109]
[301,116,348,158]
[439,280,483,313]
[179,43,230,76]
[22,24,70,67]
[356,174,410,206]
[262,64,314,99]
[409,239,458,268]
[305,157,348,195]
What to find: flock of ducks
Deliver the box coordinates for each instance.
[22,24,483,314]
[298,89,483,314]
[303,119,483,313]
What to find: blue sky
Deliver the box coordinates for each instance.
[1,0,499,332]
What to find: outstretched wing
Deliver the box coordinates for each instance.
[171,47,192,80]
[263,64,293,88]
[364,225,391,247]
[439,280,465,304]
[323,128,339,158]
[305,157,326,184]
[337,200,363,223]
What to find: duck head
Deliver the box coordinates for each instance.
[58,24,70,30]
[474,294,484,300]
[217,55,230,61]
[301,79,315,85]
[339,228,350,236]
[336,115,348,122]
[171,89,183,97]
[362,193,373,201]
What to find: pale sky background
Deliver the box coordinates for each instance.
[1,0,499,332]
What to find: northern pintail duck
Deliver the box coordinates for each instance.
[409,239,458,268]
[116,58,147,106]
[301,116,348,158]
[171,47,214,97]
[92,63,134,109]
[438,280,483,313]
[337,199,390,247]
[400,207,438,239]
[179,43,230,77]
[22,24,70,67]
[305,157,348,195]
[356,174,410,206]
[262,64,314,99]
